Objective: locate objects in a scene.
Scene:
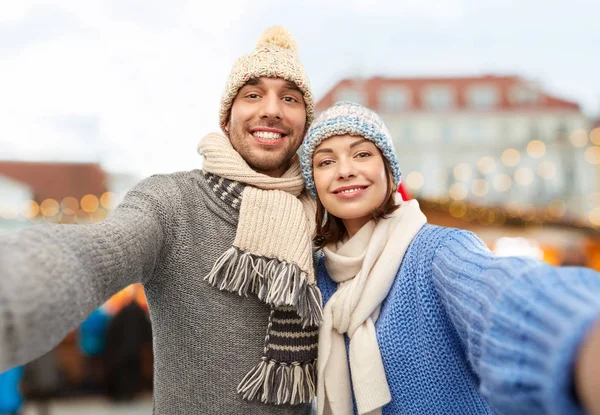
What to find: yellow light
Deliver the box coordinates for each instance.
[92,208,109,222]
[494,211,507,225]
[75,209,92,224]
[100,192,118,209]
[471,179,489,197]
[493,174,512,192]
[61,196,79,215]
[81,194,99,213]
[21,200,40,219]
[449,183,468,200]
[449,201,467,218]
[476,156,496,175]
[406,172,425,190]
[477,209,495,225]
[547,200,566,218]
[526,140,546,158]
[589,208,600,226]
[505,201,523,217]
[521,207,536,221]
[591,128,600,145]
[501,148,521,167]
[569,129,588,147]
[40,199,60,217]
[453,163,472,181]
[537,161,556,179]
[515,167,534,185]
[585,147,600,165]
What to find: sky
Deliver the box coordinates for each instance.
[0,0,599,178]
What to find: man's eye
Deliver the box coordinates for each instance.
[246,93,260,99]
[283,96,298,103]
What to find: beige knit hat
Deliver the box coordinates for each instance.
[219,26,314,132]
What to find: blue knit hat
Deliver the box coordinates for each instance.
[301,101,402,197]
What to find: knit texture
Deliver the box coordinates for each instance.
[318,198,426,415]
[317,224,600,415]
[197,132,321,405]
[301,101,401,197]
[0,171,312,415]
[219,26,314,132]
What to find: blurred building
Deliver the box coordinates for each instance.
[317,75,596,219]
[317,75,600,266]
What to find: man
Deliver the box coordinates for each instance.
[0,26,321,414]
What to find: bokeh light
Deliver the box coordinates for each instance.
[406,172,424,190]
[501,149,520,167]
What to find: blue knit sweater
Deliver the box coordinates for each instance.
[316,224,600,415]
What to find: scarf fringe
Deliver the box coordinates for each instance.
[237,358,317,405]
[205,247,323,327]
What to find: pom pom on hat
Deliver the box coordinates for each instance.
[256,26,299,56]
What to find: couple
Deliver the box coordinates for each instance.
[2,26,600,415]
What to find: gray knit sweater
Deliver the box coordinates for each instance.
[0,170,312,415]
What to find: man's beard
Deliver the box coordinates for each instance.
[228,120,299,174]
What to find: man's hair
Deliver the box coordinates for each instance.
[314,158,400,249]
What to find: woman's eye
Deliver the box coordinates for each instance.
[317,160,333,167]
[356,152,371,158]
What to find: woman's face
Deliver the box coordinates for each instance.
[312,134,388,237]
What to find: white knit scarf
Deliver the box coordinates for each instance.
[317,197,427,415]
[198,132,323,405]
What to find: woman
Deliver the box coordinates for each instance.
[300,101,600,415]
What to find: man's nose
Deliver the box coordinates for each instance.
[259,93,282,119]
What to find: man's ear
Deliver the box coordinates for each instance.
[224,122,230,133]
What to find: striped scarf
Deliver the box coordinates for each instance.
[198,133,322,406]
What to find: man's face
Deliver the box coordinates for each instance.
[224,77,307,177]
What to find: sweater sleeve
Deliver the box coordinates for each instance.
[431,228,600,415]
[0,174,176,372]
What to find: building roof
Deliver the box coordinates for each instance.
[0,161,108,202]
[316,75,580,112]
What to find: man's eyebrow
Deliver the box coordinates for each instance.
[242,77,262,87]
[283,81,303,95]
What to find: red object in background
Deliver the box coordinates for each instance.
[398,182,411,201]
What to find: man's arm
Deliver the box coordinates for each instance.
[0,174,175,371]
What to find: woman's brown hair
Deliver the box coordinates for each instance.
[313,158,400,249]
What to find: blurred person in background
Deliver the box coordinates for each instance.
[0,25,321,414]
[301,101,600,415]
[21,351,61,415]
[0,366,23,415]
[104,298,151,402]
[77,305,111,393]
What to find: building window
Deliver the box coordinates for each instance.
[510,84,538,105]
[440,123,453,142]
[466,85,499,109]
[422,86,454,110]
[334,87,366,105]
[379,87,411,112]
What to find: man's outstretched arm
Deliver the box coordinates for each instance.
[0,174,175,371]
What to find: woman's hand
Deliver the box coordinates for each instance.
[576,319,600,414]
